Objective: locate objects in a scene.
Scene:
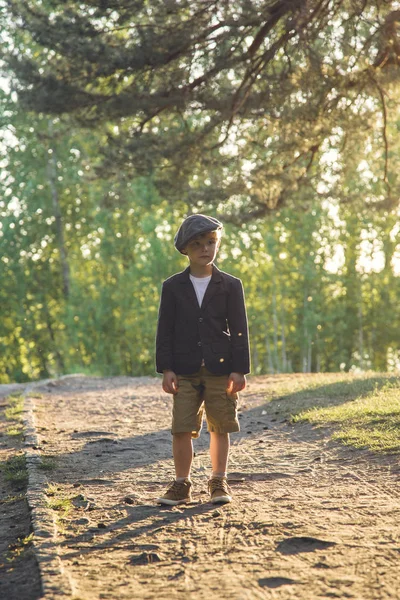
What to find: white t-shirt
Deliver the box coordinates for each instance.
[189,274,211,307]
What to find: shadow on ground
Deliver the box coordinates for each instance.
[29,374,399,483]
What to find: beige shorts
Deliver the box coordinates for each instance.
[172,367,240,438]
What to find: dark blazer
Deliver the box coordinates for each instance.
[156,265,250,376]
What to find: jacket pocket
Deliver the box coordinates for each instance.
[211,342,231,354]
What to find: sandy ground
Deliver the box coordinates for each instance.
[19,375,400,599]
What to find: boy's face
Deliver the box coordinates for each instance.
[182,231,220,267]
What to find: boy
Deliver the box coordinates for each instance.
[155,214,250,505]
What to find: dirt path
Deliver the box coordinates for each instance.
[24,375,400,599]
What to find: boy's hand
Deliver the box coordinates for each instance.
[162,370,179,394]
[227,372,246,394]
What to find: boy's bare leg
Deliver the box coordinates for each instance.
[209,432,230,475]
[173,432,193,478]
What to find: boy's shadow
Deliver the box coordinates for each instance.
[59,501,220,561]
[37,374,398,484]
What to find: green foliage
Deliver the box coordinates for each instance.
[1,94,400,379]
[2,5,400,380]
[3,1,400,212]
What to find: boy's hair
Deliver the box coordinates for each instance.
[174,214,223,254]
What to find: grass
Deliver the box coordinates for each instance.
[4,394,25,438]
[1,394,29,484]
[45,484,73,523]
[263,374,398,415]
[5,394,24,422]
[257,372,400,453]
[46,495,73,513]
[293,379,400,453]
[6,533,35,562]
[6,424,25,438]
[0,492,25,505]
[3,454,28,485]
[38,455,58,471]
[44,483,60,497]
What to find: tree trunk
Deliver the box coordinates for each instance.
[358,301,364,369]
[271,269,280,372]
[46,120,70,299]
[252,342,259,375]
[44,305,65,374]
[265,331,274,374]
[280,299,287,372]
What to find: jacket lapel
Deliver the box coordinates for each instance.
[178,265,223,309]
[201,265,223,309]
[178,267,199,307]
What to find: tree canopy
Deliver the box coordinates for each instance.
[1,81,400,381]
[3,0,400,216]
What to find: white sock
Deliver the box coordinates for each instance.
[212,471,227,478]
[176,476,190,482]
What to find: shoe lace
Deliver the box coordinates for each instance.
[168,479,187,493]
[209,477,228,493]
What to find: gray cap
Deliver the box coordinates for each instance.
[174,214,223,253]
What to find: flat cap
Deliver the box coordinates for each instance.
[174,214,223,253]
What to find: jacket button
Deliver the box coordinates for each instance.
[197,341,202,346]
[199,317,203,322]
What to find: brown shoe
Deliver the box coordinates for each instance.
[208,477,232,504]
[156,479,192,506]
